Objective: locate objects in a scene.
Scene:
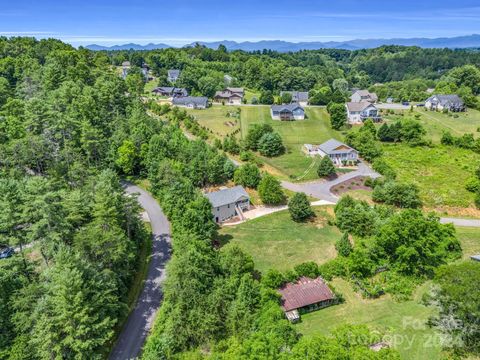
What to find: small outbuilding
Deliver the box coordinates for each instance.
[271,103,305,121]
[278,276,336,323]
[205,186,250,223]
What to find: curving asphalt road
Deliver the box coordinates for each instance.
[109,184,171,360]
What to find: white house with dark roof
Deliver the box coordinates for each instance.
[172,96,209,109]
[204,186,250,223]
[425,94,465,112]
[167,69,181,83]
[346,102,381,124]
[271,103,305,121]
[351,90,378,103]
[280,91,309,107]
[316,139,359,166]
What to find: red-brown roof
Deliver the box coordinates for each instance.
[278,277,334,312]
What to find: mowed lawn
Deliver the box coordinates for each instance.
[218,207,341,273]
[382,143,478,208]
[296,279,441,360]
[456,226,480,258]
[239,106,343,180]
[187,105,240,137]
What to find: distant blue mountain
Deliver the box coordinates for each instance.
[85,34,480,52]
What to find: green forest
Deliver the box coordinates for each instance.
[1,37,480,360]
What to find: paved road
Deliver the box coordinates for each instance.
[281,161,381,203]
[109,184,171,360]
[440,217,480,227]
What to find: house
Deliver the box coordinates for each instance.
[351,90,378,103]
[172,96,209,109]
[346,102,381,124]
[280,91,309,107]
[167,69,181,83]
[152,87,188,98]
[271,104,305,121]
[214,87,244,105]
[204,186,250,223]
[317,139,359,166]
[278,276,336,323]
[425,94,465,112]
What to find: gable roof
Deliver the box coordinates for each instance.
[353,90,378,102]
[427,94,464,106]
[226,87,244,95]
[346,102,376,112]
[214,90,243,99]
[278,277,335,312]
[204,186,249,208]
[271,103,305,113]
[172,96,208,107]
[168,69,181,78]
[318,139,357,155]
[280,91,309,102]
[153,87,188,96]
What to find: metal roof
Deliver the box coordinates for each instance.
[318,139,356,155]
[172,96,208,106]
[278,277,335,312]
[204,186,249,207]
[280,91,309,102]
[271,103,304,112]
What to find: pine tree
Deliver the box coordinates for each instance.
[336,233,353,257]
[288,192,314,222]
[317,156,336,178]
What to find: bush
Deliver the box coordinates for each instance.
[259,90,274,105]
[317,156,336,178]
[372,181,422,208]
[262,269,285,288]
[244,124,273,151]
[258,132,285,157]
[465,177,480,193]
[257,174,286,205]
[328,103,347,130]
[335,233,352,257]
[372,158,397,180]
[234,163,261,189]
[288,192,314,222]
[294,262,320,278]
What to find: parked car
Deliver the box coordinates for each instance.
[0,247,14,259]
[402,101,410,106]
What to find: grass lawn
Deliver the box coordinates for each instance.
[456,226,480,258]
[384,108,480,143]
[382,143,477,208]
[218,207,341,273]
[296,279,442,360]
[187,105,241,137]
[244,89,260,104]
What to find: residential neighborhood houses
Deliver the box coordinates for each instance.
[152,87,188,98]
[278,277,336,323]
[425,94,466,112]
[204,186,250,223]
[214,87,245,105]
[271,103,305,120]
[280,91,309,106]
[346,101,381,124]
[303,139,359,166]
[167,69,181,83]
[350,89,378,103]
[172,96,209,109]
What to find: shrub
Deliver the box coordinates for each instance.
[335,233,353,257]
[317,156,336,178]
[258,132,285,157]
[294,262,320,278]
[372,181,422,209]
[234,163,261,189]
[465,177,480,193]
[288,192,314,222]
[257,174,286,205]
[262,269,285,288]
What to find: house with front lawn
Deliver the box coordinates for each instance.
[351,90,378,103]
[278,276,336,323]
[172,96,209,109]
[152,87,188,98]
[205,186,250,223]
[271,103,305,121]
[167,69,181,83]
[425,94,465,112]
[346,102,381,124]
[280,91,309,106]
[214,87,244,105]
[317,139,359,166]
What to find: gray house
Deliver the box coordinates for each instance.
[205,186,250,223]
[271,103,305,120]
[152,87,188,97]
[425,94,465,112]
[172,96,209,109]
[317,139,359,166]
[346,102,381,124]
[280,91,309,107]
[168,69,181,83]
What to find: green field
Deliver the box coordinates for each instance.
[382,143,478,208]
[456,227,480,258]
[188,106,241,137]
[385,108,480,143]
[296,279,441,360]
[219,207,341,273]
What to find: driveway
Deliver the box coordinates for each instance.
[440,218,480,227]
[281,161,381,203]
[109,183,171,360]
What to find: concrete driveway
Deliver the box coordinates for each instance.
[109,183,171,360]
[281,161,381,203]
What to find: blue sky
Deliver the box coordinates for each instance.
[1,0,480,46]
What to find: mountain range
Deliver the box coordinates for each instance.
[85,34,480,52]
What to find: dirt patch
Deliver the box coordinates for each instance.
[427,206,480,219]
[331,176,372,195]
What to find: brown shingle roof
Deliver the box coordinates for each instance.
[278,277,334,312]
[346,101,375,112]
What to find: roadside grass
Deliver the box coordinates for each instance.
[144,80,158,94]
[187,105,240,137]
[218,207,340,273]
[382,143,477,208]
[456,226,480,258]
[244,89,260,104]
[296,279,441,360]
[384,108,480,143]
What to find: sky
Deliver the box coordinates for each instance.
[1,0,480,46]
